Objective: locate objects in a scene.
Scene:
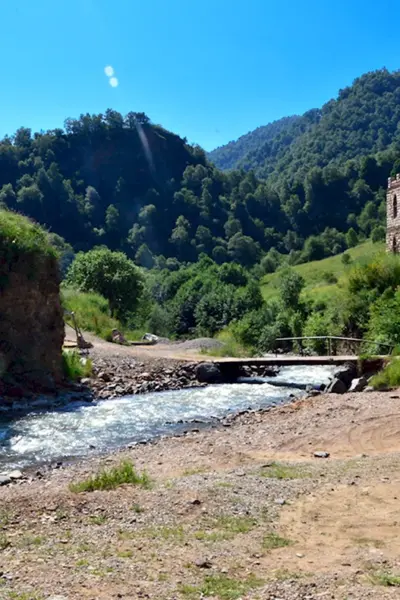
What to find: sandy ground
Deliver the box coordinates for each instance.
[2,389,400,599]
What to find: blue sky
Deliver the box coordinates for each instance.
[2,0,399,151]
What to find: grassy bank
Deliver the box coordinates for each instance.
[261,240,385,304]
[62,288,145,342]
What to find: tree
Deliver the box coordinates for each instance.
[346,227,358,248]
[135,243,155,269]
[65,248,143,319]
[278,269,305,310]
[371,225,386,243]
[227,233,260,266]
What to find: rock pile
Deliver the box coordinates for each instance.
[89,358,203,399]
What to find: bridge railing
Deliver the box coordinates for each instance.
[275,336,393,356]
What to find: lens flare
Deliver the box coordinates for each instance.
[104,65,114,77]
[109,77,119,88]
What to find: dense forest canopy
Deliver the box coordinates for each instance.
[0,68,399,271]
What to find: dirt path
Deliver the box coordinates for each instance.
[2,389,400,598]
[64,324,210,362]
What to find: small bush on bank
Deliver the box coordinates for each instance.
[370,359,400,390]
[62,350,92,382]
[69,460,151,493]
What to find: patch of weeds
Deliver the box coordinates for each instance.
[195,515,257,542]
[164,479,176,489]
[77,543,92,553]
[158,573,169,582]
[194,530,231,542]
[19,535,44,548]
[89,514,107,525]
[270,568,304,581]
[7,594,44,600]
[353,536,385,548]
[148,525,185,542]
[0,532,10,550]
[55,508,68,520]
[0,510,11,527]
[117,549,133,558]
[63,350,93,382]
[368,571,400,587]
[91,566,114,577]
[262,532,293,550]
[259,462,309,480]
[179,573,264,600]
[76,558,89,567]
[182,466,207,476]
[131,503,144,513]
[69,460,151,493]
[214,482,233,488]
[117,529,135,541]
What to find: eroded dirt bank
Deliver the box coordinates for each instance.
[1,390,400,599]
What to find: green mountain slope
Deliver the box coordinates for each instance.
[208,68,400,182]
[208,115,300,171]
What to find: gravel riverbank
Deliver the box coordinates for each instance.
[1,389,400,599]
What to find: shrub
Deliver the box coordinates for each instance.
[62,351,92,382]
[341,252,351,265]
[69,460,151,493]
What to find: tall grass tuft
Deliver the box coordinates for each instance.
[62,350,92,382]
[69,460,151,493]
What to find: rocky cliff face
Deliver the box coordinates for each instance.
[0,251,64,398]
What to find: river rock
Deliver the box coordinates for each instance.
[195,362,222,384]
[327,377,348,394]
[333,363,357,387]
[314,451,330,458]
[8,469,23,480]
[0,475,11,486]
[349,376,368,392]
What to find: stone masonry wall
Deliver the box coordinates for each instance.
[387,174,400,252]
[0,252,65,397]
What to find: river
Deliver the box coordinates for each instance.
[0,365,335,470]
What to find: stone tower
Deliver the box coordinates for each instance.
[387,174,400,252]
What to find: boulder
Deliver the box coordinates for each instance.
[195,363,222,384]
[349,376,368,393]
[327,377,348,394]
[333,363,357,387]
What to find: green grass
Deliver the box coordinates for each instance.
[259,461,310,480]
[262,532,293,550]
[62,349,93,381]
[69,460,151,493]
[0,209,56,258]
[62,288,120,340]
[62,287,147,342]
[261,240,385,303]
[369,572,400,586]
[179,573,264,599]
[370,358,400,390]
[194,515,258,542]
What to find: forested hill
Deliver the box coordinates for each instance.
[0,69,400,271]
[208,116,300,171]
[207,69,400,181]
